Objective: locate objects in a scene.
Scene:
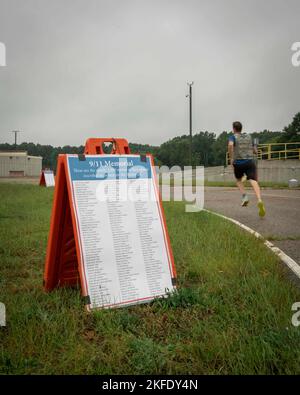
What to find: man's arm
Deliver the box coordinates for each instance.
[228,140,234,165]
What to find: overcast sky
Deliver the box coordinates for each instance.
[0,0,299,146]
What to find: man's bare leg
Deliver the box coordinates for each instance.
[236,179,249,206]
[236,178,246,194]
[249,179,266,217]
[249,179,261,201]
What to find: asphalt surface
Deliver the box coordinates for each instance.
[168,186,300,265]
[203,187,300,265]
[1,178,299,265]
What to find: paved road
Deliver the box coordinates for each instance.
[169,186,300,264]
[204,187,300,264]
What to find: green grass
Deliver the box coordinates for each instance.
[0,184,300,374]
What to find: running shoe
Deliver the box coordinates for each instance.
[241,195,249,207]
[258,200,266,217]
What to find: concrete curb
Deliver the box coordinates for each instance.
[203,208,300,280]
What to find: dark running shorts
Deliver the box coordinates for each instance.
[233,160,257,181]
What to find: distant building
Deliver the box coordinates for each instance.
[0,151,42,177]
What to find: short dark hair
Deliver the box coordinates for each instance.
[233,121,242,132]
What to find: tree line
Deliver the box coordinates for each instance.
[0,112,299,170]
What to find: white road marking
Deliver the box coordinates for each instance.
[203,209,300,280]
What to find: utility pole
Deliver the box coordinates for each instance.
[186,82,194,166]
[10,131,21,149]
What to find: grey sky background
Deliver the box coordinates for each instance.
[0,0,299,146]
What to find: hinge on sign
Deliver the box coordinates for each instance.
[140,154,147,162]
[78,154,86,161]
[171,277,177,286]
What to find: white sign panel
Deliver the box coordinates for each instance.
[44,171,55,187]
[66,154,176,309]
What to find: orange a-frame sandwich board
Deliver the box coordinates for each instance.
[44,138,176,311]
[39,169,55,187]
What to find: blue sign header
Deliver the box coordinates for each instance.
[68,155,152,181]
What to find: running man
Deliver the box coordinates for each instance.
[228,121,266,217]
